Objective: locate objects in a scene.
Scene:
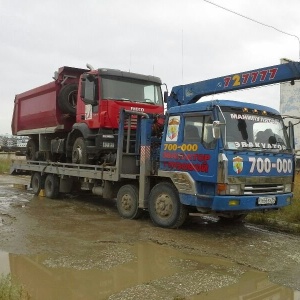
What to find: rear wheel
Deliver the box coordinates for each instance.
[117,185,142,219]
[26,139,38,160]
[31,172,45,196]
[148,182,188,228]
[44,174,60,199]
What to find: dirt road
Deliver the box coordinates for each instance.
[0,174,300,299]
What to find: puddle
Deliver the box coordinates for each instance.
[0,242,297,299]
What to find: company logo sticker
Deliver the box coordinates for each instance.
[166,116,180,142]
[233,156,243,174]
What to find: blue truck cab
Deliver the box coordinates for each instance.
[159,99,294,219]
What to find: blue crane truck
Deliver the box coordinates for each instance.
[11,61,300,228]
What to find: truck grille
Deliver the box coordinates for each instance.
[124,117,137,127]
[244,184,284,195]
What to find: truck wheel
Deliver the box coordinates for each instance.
[26,139,38,160]
[149,182,188,229]
[117,185,142,219]
[44,174,60,199]
[72,137,89,164]
[31,172,45,196]
[58,83,78,115]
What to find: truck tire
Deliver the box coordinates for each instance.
[148,182,188,229]
[58,83,78,115]
[44,174,60,199]
[72,137,90,164]
[26,139,38,160]
[31,172,45,196]
[117,184,142,219]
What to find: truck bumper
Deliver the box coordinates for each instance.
[179,193,293,212]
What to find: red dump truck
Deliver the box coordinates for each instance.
[12,65,164,164]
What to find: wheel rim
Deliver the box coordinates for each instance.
[121,193,133,211]
[68,91,77,108]
[155,193,173,218]
[72,146,82,163]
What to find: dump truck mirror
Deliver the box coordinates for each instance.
[212,121,221,139]
[82,75,98,106]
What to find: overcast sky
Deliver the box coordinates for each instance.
[1,0,300,135]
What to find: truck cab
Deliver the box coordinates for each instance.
[78,68,164,129]
[159,100,294,219]
[68,68,164,165]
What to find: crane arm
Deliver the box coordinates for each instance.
[167,61,300,109]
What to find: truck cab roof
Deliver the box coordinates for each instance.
[167,99,280,115]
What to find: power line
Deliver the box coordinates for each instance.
[203,0,300,60]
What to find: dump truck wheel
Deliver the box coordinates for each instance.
[58,83,78,115]
[72,137,88,164]
[26,139,38,160]
[31,172,45,196]
[149,182,188,228]
[44,174,60,199]
[117,184,142,219]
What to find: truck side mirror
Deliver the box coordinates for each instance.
[212,121,221,139]
[82,75,98,106]
[288,121,295,149]
[163,91,168,103]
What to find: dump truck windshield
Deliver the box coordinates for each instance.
[220,111,291,152]
[101,77,163,105]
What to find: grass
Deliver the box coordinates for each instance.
[0,158,11,174]
[0,274,30,300]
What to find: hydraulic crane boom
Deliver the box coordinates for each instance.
[167,61,300,109]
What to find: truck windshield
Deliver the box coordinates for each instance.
[101,76,163,105]
[220,110,291,152]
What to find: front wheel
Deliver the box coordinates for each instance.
[117,185,142,219]
[148,182,188,229]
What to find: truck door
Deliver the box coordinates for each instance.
[161,113,218,183]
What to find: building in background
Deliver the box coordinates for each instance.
[0,134,28,153]
[280,58,300,169]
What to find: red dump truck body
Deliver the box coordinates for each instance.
[12,67,87,135]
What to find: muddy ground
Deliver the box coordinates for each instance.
[0,174,300,299]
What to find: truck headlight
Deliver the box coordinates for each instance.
[227,184,241,195]
[284,184,292,193]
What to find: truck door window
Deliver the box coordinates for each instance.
[203,116,216,149]
[184,115,216,149]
